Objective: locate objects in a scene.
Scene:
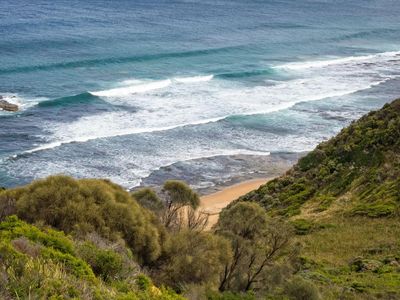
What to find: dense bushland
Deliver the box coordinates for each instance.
[0,215,184,299]
[0,176,165,264]
[0,177,301,299]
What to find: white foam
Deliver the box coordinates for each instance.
[174,75,214,83]
[275,51,400,71]
[24,116,227,154]
[90,79,172,97]
[25,50,399,156]
[0,93,45,112]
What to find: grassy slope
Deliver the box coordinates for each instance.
[240,99,400,299]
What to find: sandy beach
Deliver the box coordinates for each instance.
[200,178,272,230]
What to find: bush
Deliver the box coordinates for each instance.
[156,230,231,291]
[77,241,124,281]
[0,216,184,300]
[133,188,164,213]
[291,219,314,235]
[206,291,256,300]
[4,175,165,264]
[0,216,95,280]
[284,276,320,300]
[216,202,294,292]
[350,203,396,217]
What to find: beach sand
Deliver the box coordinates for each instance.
[200,178,272,230]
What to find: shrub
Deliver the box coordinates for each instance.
[0,191,16,221]
[133,188,164,213]
[0,216,184,299]
[284,276,320,300]
[76,241,124,281]
[206,291,256,300]
[291,219,314,235]
[350,203,396,217]
[134,181,208,232]
[156,230,231,291]
[5,175,165,264]
[216,202,294,292]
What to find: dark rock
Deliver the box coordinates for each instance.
[350,257,383,272]
[0,99,19,112]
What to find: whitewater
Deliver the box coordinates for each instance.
[1,0,400,188]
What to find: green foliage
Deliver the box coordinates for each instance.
[156,230,232,291]
[162,180,200,209]
[76,241,124,281]
[216,202,294,292]
[284,276,320,300]
[0,216,184,300]
[0,215,94,281]
[349,257,383,273]
[206,291,256,300]
[312,195,335,212]
[240,99,400,217]
[290,219,314,235]
[350,202,397,217]
[132,188,164,213]
[136,274,152,291]
[134,181,207,232]
[2,175,165,264]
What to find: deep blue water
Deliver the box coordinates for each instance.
[1,0,400,188]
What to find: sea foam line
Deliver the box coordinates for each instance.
[275,50,400,71]
[90,79,172,97]
[90,75,214,97]
[174,75,214,83]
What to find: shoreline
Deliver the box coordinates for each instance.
[200,177,272,230]
[138,152,306,195]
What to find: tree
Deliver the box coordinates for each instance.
[215,202,294,292]
[133,181,209,232]
[0,190,16,221]
[132,188,164,214]
[154,230,232,291]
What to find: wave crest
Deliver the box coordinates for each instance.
[275,51,400,71]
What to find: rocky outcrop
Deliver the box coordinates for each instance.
[0,96,19,112]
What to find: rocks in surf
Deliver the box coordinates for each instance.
[0,96,19,112]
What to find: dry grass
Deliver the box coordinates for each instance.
[298,215,400,267]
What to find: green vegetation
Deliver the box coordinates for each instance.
[133,180,208,232]
[237,99,400,299]
[241,99,400,217]
[0,216,184,299]
[0,98,399,299]
[154,230,231,291]
[1,175,165,264]
[215,202,294,292]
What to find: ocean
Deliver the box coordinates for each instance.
[1,0,400,189]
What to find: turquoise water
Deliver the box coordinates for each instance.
[1,0,400,188]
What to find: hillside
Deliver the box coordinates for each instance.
[238,98,400,298]
[241,99,400,218]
